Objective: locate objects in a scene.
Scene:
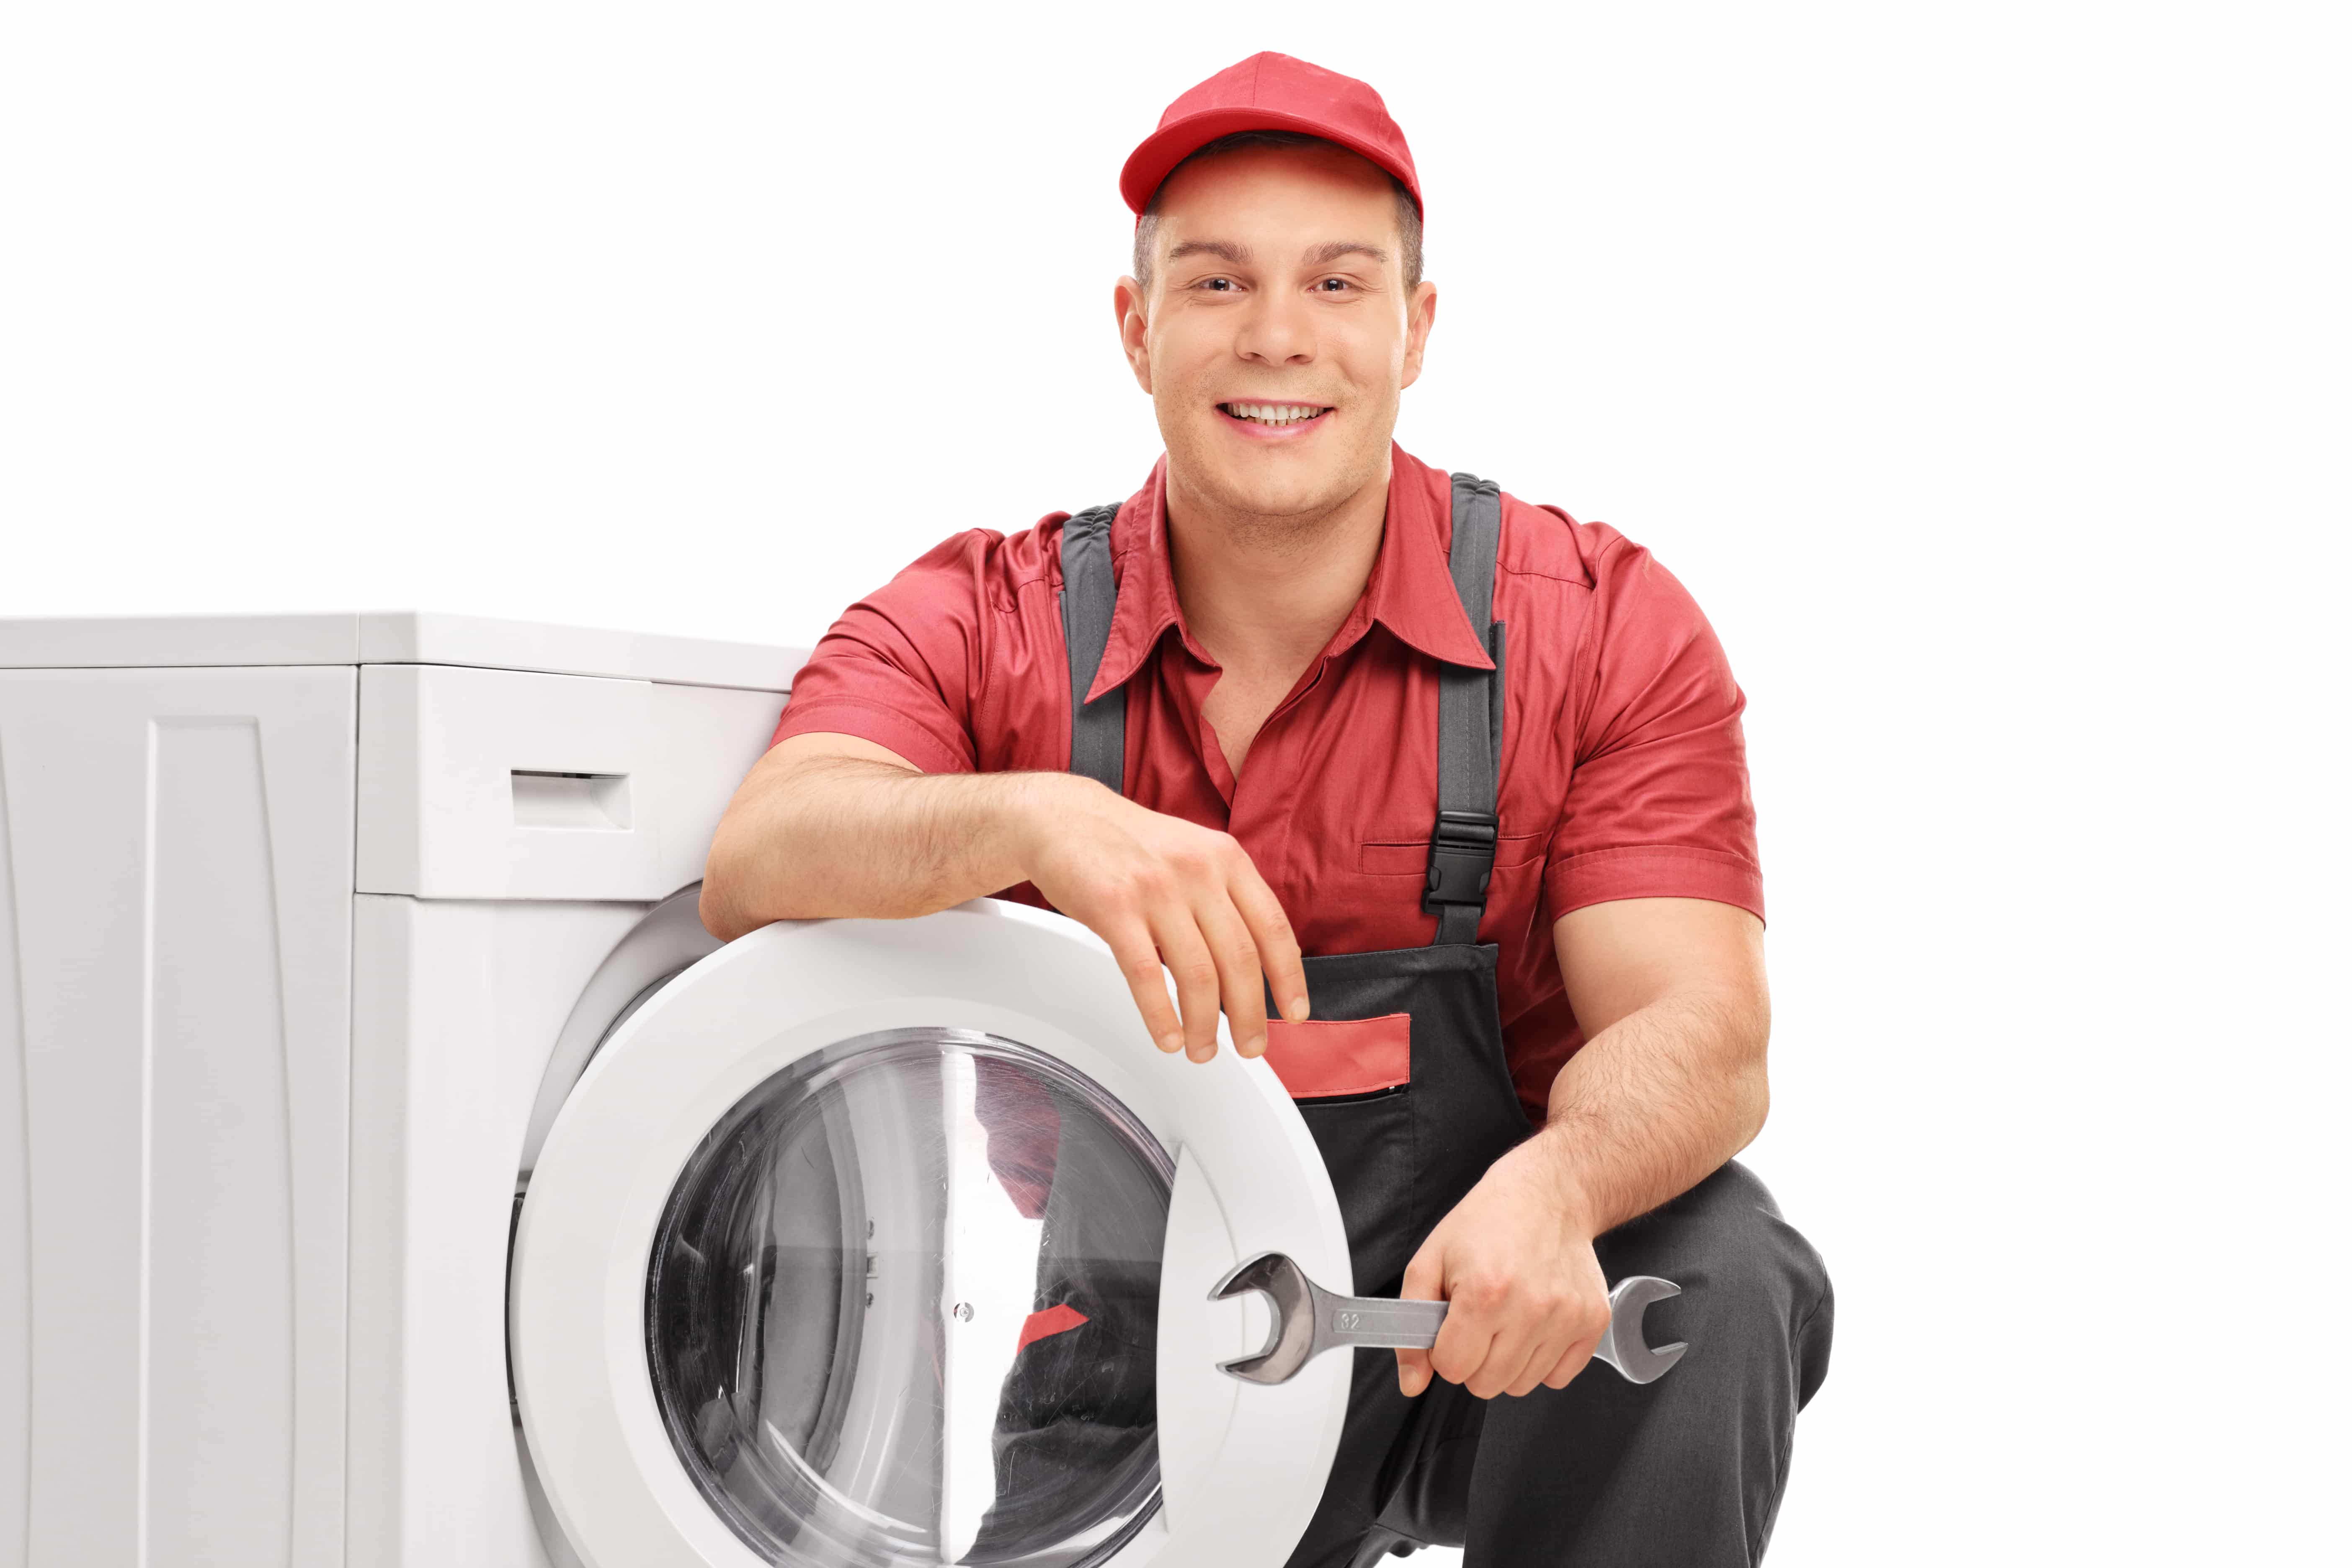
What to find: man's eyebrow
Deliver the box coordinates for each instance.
[1166,239,1252,266]
[1302,241,1388,268]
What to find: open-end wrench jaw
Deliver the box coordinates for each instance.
[1209,1250,1474,1385]
[1594,1276,1687,1384]
[1208,1251,1323,1385]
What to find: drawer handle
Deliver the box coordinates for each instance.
[511,771,632,830]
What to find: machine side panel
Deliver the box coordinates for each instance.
[355,665,784,902]
[348,895,649,1568]
[0,717,28,1567]
[0,667,355,1568]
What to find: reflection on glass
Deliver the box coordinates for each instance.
[646,1028,1171,1567]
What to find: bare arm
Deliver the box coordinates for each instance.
[700,731,1312,1059]
[701,732,1050,931]
[1396,896,1767,1399]
[1530,895,1770,1234]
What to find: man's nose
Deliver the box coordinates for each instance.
[1234,289,1316,367]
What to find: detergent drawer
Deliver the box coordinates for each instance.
[356,663,783,901]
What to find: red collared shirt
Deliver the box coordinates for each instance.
[772,443,1762,1122]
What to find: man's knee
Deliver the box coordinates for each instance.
[1594,1161,1834,1405]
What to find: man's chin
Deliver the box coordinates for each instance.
[1168,439,1368,522]
[1194,463,1347,523]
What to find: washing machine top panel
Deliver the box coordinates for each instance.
[511,900,1354,1568]
[0,610,804,691]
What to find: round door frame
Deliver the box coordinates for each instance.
[518,883,721,1183]
[511,898,1353,1568]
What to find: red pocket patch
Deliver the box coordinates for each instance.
[1261,1013,1412,1099]
[1016,1302,1090,1352]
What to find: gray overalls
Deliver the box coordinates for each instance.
[1057,475,1837,1568]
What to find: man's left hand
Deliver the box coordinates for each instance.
[1395,1143,1611,1399]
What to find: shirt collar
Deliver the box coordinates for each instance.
[1082,443,1494,704]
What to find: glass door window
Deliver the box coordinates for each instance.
[645,1028,1173,1568]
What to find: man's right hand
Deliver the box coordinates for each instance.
[702,734,1310,1065]
[1018,776,1310,1062]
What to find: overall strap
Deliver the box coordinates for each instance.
[1425,473,1507,945]
[1060,503,1127,794]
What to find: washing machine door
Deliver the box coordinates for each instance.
[511,899,1354,1568]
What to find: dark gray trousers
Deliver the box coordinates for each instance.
[1284,1161,1834,1568]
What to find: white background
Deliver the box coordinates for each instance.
[4,2,2346,1561]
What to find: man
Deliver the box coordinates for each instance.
[703,51,1831,1568]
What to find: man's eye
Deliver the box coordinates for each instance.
[1318,277,1353,293]
[1202,277,1234,291]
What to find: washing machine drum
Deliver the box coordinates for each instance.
[511,900,1355,1568]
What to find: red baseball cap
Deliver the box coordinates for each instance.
[1119,52,1423,223]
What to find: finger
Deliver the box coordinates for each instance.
[1431,1312,1498,1390]
[1397,1246,1446,1397]
[1466,1313,1544,1400]
[1150,911,1223,1062]
[1497,1287,1586,1398]
[1427,1277,1500,1391]
[1498,1327,1565,1399]
[1105,920,1185,1054]
[1540,1336,1599,1390]
[1225,854,1310,1023]
[1193,895,1269,1058]
[1539,1287,1612,1390]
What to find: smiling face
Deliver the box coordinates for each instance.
[1117,140,1436,525]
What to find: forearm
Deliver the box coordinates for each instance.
[701,756,1081,938]
[1400,907,1770,1399]
[1516,988,1769,1238]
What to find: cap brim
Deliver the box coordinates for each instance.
[1119,106,1423,219]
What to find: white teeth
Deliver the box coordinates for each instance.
[1225,402,1326,425]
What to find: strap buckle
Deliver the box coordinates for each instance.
[1421,808,1498,913]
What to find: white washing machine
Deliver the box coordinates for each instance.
[0,612,1357,1568]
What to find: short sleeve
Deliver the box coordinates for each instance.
[1543,537,1764,922]
[768,529,1003,775]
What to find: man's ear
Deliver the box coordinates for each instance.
[1114,275,1153,394]
[1399,279,1439,391]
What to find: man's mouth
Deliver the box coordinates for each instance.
[1217,401,1333,431]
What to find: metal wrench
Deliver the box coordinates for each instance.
[1208,1250,1689,1386]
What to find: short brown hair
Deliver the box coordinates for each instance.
[1132,129,1424,295]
